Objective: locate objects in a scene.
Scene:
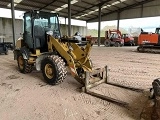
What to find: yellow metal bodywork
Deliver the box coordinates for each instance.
[48,36,93,78]
[15,38,23,49]
[30,49,41,56]
[15,38,41,64]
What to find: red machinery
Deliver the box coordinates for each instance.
[122,33,135,46]
[104,29,124,47]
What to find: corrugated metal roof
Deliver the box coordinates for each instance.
[0,0,159,22]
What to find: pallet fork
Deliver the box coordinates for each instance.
[82,66,144,107]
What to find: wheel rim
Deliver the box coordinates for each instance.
[18,56,24,70]
[45,64,54,79]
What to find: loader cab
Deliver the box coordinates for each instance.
[23,11,61,53]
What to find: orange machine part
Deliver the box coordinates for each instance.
[124,36,134,43]
[138,33,159,45]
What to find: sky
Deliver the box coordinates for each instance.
[0,8,160,32]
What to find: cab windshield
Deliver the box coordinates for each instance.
[33,13,61,38]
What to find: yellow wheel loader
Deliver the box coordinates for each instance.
[14,10,145,107]
[14,10,93,85]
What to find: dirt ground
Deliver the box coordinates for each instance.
[0,46,159,120]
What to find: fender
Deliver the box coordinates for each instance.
[14,47,30,60]
[35,52,56,71]
[20,47,30,59]
[35,54,48,71]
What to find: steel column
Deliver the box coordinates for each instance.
[141,4,143,17]
[86,21,88,35]
[98,4,101,46]
[68,0,71,37]
[117,11,120,30]
[11,0,16,49]
[65,17,67,35]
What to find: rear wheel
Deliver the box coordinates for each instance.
[104,40,110,47]
[5,47,8,55]
[17,53,33,73]
[5,51,8,55]
[41,55,67,85]
[5,52,8,55]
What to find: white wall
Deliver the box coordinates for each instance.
[0,17,87,42]
[0,17,23,42]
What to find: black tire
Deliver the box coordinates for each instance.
[5,51,8,55]
[17,53,32,73]
[41,55,67,85]
[104,40,110,47]
[5,47,8,55]
[114,42,120,47]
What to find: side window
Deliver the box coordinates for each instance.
[114,34,118,38]
[25,16,31,33]
[50,17,59,31]
[50,16,61,38]
[23,14,33,48]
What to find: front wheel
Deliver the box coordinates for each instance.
[41,55,67,85]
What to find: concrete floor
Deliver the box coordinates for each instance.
[0,46,159,120]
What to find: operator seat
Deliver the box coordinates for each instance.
[34,25,45,49]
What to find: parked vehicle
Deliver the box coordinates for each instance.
[73,32,88,46]
[104,29,124,47]
[122,33,135,46]
[0,36,8,55]
[137,27,160,53]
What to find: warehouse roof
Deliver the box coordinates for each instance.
[0,0,159,22]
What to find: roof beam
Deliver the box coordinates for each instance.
[22,0,97,18]
[39,0,58,10]
[71,0,113,16]
[58,0,94,11]
[0,0,10,2]
[87,0,156,22]
[117,0,129,6]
